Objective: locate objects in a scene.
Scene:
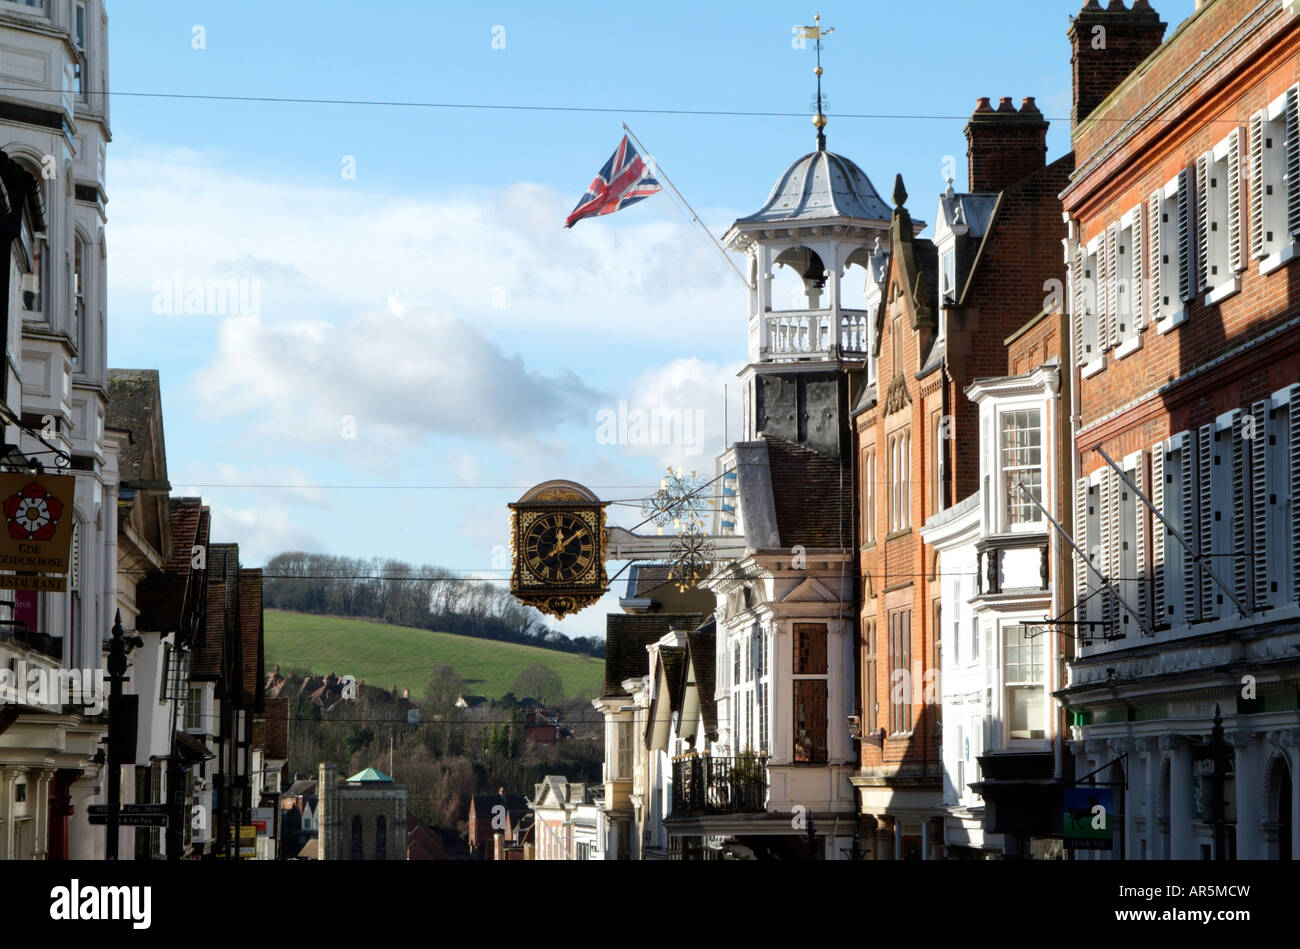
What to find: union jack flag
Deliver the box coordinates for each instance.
[564,135,662,228]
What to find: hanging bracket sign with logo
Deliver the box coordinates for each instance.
[0,473,76,592]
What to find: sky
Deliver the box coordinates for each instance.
[102,0,1198,639]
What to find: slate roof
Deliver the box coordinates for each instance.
[285,779,318,799]
[603,613,704,696]
[763,436,851,549]
[736,150,891,226]
[105,369,161,483]
[470,792,528,822]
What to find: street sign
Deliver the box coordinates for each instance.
[87,803,170,817]
[88,813,168,827]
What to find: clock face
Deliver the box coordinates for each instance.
[521,510,597,585]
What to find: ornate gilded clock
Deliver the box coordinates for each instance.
[508,480,608,619]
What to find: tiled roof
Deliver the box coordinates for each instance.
[166,497,203,573]
[632,564,672,597]
[239,568,264,710]
[764,436,851,548]
[192,582,226,679]
[262,696,289,760]
[603,613,704,696]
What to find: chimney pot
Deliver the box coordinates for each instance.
[997,96,1016,112]
[974,96,993,112]
[1020,97,1039,113]
[1106,0,1128,10]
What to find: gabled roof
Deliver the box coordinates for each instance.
[238,569,264,709]
[603,613,704,696]
[191,581,226,680]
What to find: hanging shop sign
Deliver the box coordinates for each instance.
[0,474,76,590]
[1063,787,1113,850]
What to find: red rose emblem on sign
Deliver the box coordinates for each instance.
[4,482,64,542]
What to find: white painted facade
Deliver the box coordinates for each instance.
[922,365,1067,857]
[0,0,114,861]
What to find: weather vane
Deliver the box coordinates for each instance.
[800,12,834,150]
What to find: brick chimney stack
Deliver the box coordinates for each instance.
[964,96,1050,194]
[1069,0,1167,129]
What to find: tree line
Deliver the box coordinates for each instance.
[263,551,606,658]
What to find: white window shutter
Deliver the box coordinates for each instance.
[1287,86,1300,239]
[1071,243,1085,367]
[1251,399,1269,611]
[1100,468,1119,631]
[1197,424,1215,620]
[1178,168,1194,302]
[1075,478,1089,624]
[1230,410,1247,610]
[1149,190,1163,319]
[1195,155,1211,293]
[1105,225,1120,349]
[1227,128,1243,273]
[1134,457,1148,631]
[1151,444,1166,624]
[1131,203,1146,330]
[1249,112,1266,259]
[1179,432,1197,621]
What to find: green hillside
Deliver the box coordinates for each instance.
[263,609,604,702]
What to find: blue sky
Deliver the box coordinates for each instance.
[102,0,1197,639]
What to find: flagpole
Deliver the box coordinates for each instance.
[621,123,751,290]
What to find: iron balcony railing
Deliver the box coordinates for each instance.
[672,754,769,815]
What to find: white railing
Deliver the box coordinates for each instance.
[761,308,870,361]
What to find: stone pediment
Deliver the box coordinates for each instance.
[782,576,839,603]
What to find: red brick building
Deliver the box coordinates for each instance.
[853,100,1071,858]
[1060,0,1300,860]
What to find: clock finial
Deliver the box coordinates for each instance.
[801,12,834,151]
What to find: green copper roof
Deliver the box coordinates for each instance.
[346,767,394,784]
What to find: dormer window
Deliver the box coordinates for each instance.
[940,250,956,304]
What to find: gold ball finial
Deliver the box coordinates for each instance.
[813,113,828,129]
[814,65,823,76]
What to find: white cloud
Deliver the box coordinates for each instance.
[187,309,602,451]
[208,504,326,567]
[593,356,745,470]
[110,150,742,341]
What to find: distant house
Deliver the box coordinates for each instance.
[524,708,562,745]
[530,776,603,860]
[455,693,489,710]
[467,790,529,859]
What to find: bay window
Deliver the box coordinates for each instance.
[1000,408,1042,529]
[1003,623,1045,740]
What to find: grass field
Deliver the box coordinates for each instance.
[263,609,605,701]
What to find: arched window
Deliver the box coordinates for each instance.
[375,815,387,860]
[350,815,362,860]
